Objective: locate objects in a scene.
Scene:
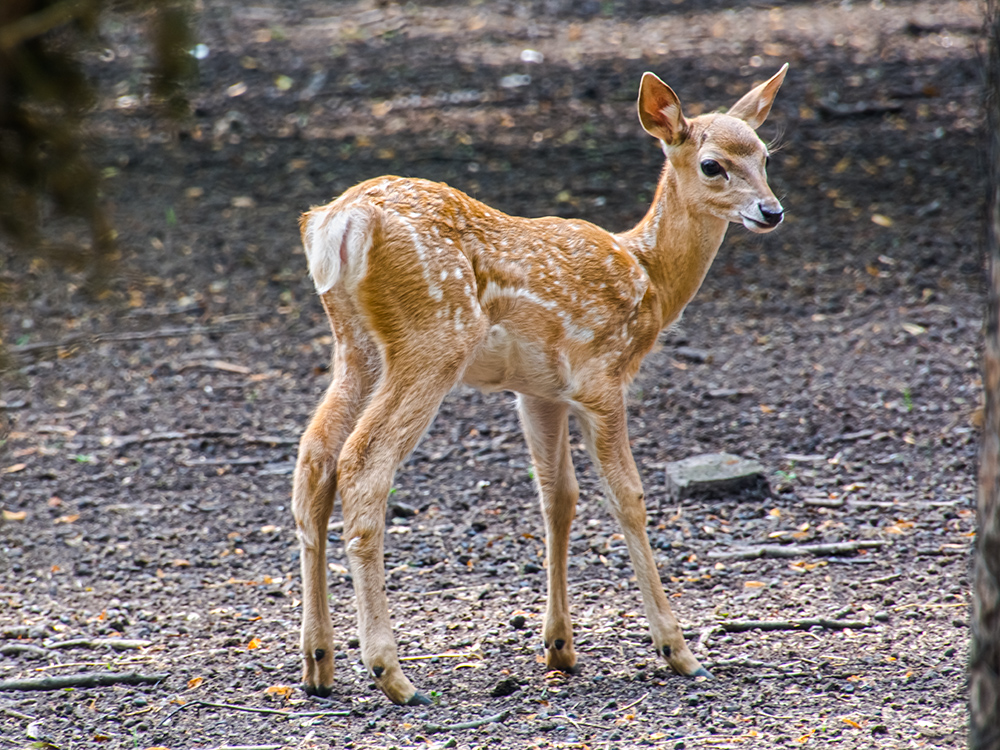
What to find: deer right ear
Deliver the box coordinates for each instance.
[638,72,687,146]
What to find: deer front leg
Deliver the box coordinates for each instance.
[578,397,711,679]
[518,395,579,672]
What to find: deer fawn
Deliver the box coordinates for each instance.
[293,65,788,704]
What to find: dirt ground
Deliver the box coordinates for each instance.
[0,0,986,748]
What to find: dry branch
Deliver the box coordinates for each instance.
[47,638,150,651]
[159,699,350,726]
[423,710,510,735]
[708,540,889,560]
[0,671,167,691]
[714,618,872,633]
[113,429,240,449]
[0,644,50,658]
[9,324,234,360]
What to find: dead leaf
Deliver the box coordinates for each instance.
[187,676,204,689]
[1,463,26,474]
[247,637,263,650]
[744,581,766,588]
[54,514,80,524]
[2,510,27,521]
[871,213,893,227]
[265,684,293,698]
[841,717,862,729]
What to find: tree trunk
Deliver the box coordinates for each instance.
[972,3,1000,747]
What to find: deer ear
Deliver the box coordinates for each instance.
[637,72,687,146]
[727,63,788,129]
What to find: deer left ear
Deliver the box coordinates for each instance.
[727,63,788,130]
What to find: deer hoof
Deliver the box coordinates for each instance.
[690,666,713,679]
[302,682,334,698]
[407,691,433,706]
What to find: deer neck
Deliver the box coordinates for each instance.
[621,164,729,329]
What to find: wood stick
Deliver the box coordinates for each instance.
[9,324,234,358]
[423,710,509,735]
[0,671,167,691]
[708,540,889,560]
[159,699,350,726]
[617,692,649,713]
[47,638,150,651]
[714,618,871,633]
[0,644,50,658]
[113,429,240,449]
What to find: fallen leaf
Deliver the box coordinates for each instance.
[744,581,766,588]
[187,677,204,689]
[841,717,862,729]
[265,684,293,698]
[3,510,27,521]
[1,463,26,474]
[247,637,263,650]
[870,213,893,227]
[54,514,80,524]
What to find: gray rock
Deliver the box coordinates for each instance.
[664,453,768,501]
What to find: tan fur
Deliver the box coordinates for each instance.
[293,65,789,704]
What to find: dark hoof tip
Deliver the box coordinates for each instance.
[303,683,333,698]
[372,665,385,678]
[690,667,713,679]
[407,691,433,706]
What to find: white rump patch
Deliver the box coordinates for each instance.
[303,206,373,294]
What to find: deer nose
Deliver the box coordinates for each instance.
[759,204,783,227]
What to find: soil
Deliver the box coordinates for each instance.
[0,0,985,748]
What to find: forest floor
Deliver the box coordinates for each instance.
[0,0,986,748]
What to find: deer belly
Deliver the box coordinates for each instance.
[462,323,568,398]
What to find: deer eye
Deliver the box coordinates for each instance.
[700,159,725,178]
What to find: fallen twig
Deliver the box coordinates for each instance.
[617,692,649,713]
[0,706,37,721]
[863,573,903,585]
[423,710,510,734]
[548,714,609,731]
[47,638,150,651]
[8,325,235,360]
[708,540,888,560]
[0,644,51,658]
[714,618,871,633]
[175,360,251,375]
[113,429,240,449]
[0,671,167,691]
[159,699,350,726]
[399,651,480,662]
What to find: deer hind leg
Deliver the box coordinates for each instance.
[577,397,711,679]
[337,357,465,705]
[518,395,579,672]
[294,339,378,697]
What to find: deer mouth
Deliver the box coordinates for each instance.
[741,214,772,232]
